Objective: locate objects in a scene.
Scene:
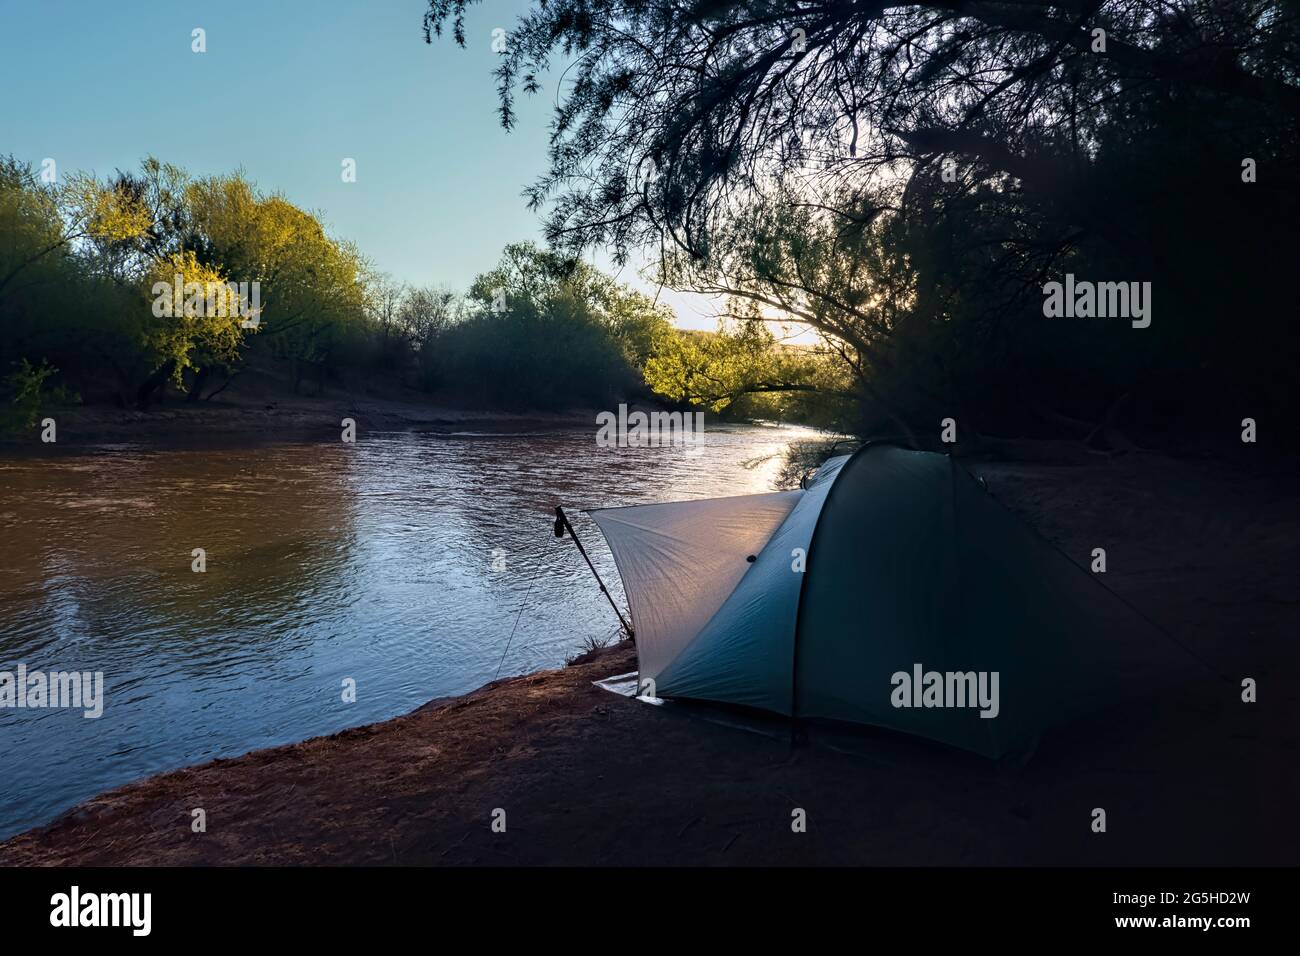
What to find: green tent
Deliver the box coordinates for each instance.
[591,443,1197,757]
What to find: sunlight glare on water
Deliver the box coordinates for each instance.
[0,423,818,838]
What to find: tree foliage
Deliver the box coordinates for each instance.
[0,157,380,410]
[2,162,737,421]
[646,319,850,425]
[426,0,1300,444]
[436,242,673,408]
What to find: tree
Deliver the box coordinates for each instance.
[137,250,248,405]
[428,243,673,408]
[646,319,852,424]
[365,272,408,366]
[426,0,1299,258]
[426,1,1300,444]
[468,241,674,370]
[0,156,211,407]
[0,156,154,308]
[1,159,376,406]
[399,285,459,345]
[185,173,370,394]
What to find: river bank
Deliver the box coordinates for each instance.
[2,450,1296,865]
[0,391,604,450]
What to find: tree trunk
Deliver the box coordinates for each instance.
[186,366,212,403]
[136,359,176,409]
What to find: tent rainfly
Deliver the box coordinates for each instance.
[589,443,1196,758]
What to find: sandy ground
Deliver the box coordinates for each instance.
[1,451,1296,866]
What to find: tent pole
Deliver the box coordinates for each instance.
[553,506,634,640]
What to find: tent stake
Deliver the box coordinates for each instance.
[553,506,634,640]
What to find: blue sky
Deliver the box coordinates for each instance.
[0,0,724,328]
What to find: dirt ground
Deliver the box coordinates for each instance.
[1,451,1296,866]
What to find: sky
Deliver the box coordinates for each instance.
[0,0,727,329]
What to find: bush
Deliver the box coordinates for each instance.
[430,293,638,409]
[1,359,79,434]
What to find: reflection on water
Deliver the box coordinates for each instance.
[0,423,816,838]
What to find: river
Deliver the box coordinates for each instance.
[0,422,818,839]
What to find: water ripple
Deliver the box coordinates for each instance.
[0,424,815,837]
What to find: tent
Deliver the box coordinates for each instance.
[589,443,1197,758]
